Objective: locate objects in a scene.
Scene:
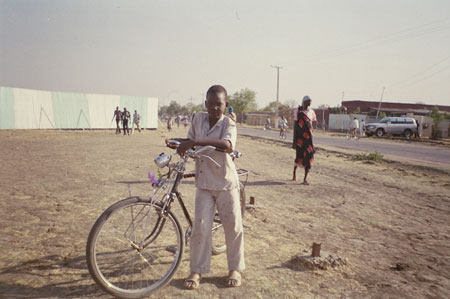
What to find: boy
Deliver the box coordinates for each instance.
[172,85,244,289]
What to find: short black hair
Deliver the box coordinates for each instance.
[206,85,227,99]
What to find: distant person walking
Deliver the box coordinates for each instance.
[131,110,141,134]
[112,106,122,134]
[175,115,181,128]
[415,121,421,139]
[122,108,131,136]
[349,117,359,138]
[167,116,173,132]
[264,117,271,130]
[293,95,316,185]
[360,119,365,136]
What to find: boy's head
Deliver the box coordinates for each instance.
[206,85,227,99]
[205,85,228,121]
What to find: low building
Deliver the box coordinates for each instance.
[342,100,450,116]
[246,112,273,127]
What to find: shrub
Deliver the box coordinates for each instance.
[352,152,384,163]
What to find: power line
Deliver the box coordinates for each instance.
[388,54,450,89]
[314,18,450,60]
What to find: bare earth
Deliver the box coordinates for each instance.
[0,128,449,299]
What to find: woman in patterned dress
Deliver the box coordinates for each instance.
[292,96,316,185]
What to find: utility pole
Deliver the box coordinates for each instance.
[270,65,283,129]
[376,87,386,119]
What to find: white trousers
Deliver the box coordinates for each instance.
[190,188,245,274]
[131,121,141,134]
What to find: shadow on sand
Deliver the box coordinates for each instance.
[0,254,104,298]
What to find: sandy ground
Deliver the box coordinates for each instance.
[0,127,449,299]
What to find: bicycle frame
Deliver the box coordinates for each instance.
[145,146,248,248]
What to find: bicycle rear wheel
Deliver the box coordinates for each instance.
[86,197,184,299]
[212,183,246,255]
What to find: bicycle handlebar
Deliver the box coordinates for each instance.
[166,139,242,166]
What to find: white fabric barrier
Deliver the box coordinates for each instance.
[146,97,159,129]
[14,88,54,129]
[1,87,158,129]
[88,94,121,129]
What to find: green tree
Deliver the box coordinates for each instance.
[228,88,257,123]
[429,106,444,139]
[353,107,361,114]
[166,101,181,116]
[186,103,204,113]
[330,105,345,114]
[260,101,292,119]
[260,101,280,113]
[285,100,297,109]
[378,112,387,119]
[159,101,182,116]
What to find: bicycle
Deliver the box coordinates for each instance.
[279,125,288,140]
[86,140,248,299]
[345,128,360,140]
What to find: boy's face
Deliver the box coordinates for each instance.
[205,92,227,121]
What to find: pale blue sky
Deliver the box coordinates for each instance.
[1,0,449,108]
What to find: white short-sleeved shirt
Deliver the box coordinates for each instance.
[350,119,359,129]
[187,112,239,191]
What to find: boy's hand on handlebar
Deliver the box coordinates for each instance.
[165,139,178,149]
[177,140,195,157]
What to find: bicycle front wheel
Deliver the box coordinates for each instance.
[86,197,184,299]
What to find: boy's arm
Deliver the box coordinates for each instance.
[178,117,235,156]
[176,139,232,156]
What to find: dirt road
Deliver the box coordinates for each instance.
[0,129,449,298]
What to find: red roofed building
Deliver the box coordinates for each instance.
[341,100,450,115]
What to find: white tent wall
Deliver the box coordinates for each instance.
[13,88,54,129]
[146,97,158,128]
[0,87,15,129]
[0,86,158,130]
[52,92,90,129]
[88,94,120,129]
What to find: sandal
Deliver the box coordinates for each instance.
[226,271,242,287]
[184,273,201,290]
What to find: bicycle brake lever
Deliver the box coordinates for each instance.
[198,154,221,168]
